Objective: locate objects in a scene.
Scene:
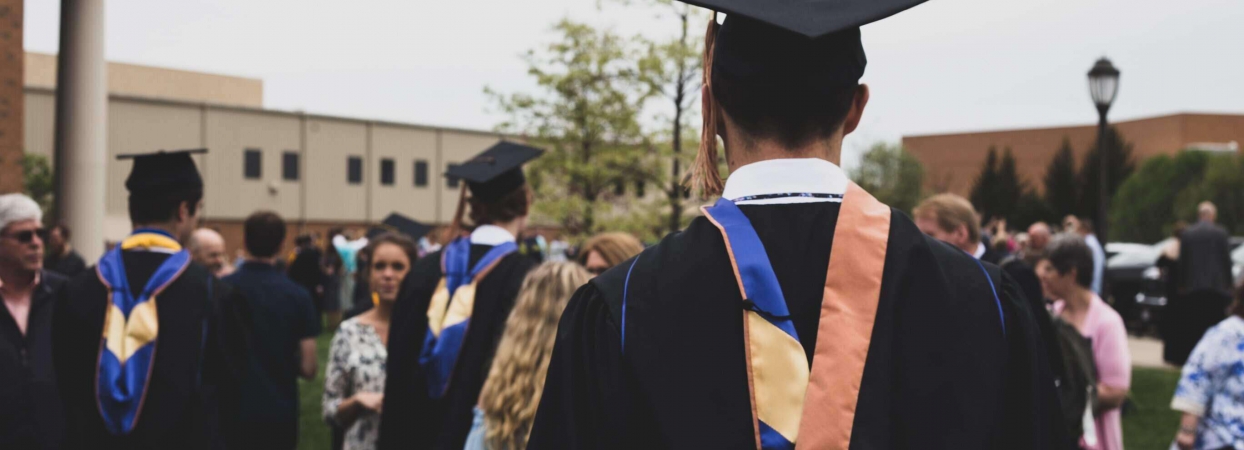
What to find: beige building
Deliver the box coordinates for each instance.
[21,52,514,255]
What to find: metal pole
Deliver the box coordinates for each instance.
[1096,108,1109,246]
[53,0,107,262]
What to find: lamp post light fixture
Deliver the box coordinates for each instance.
[1088,57,1120,247]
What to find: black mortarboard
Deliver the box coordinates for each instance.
[368,213,433,240]
[117,148,206,195]
[445,141,543,203]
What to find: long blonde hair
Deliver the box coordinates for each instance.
[478,262,591,450]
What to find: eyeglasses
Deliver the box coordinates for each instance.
[1,228,47,244]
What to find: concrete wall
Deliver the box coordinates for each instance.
[0,0,22,193]
[22,87,515,248]
[25,52,263,108]
[903,113,1244,196]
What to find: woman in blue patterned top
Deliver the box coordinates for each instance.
[1171,285,1244,450]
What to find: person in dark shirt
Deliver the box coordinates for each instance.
[223,211,321,450]
[288,234,327,316]
[44,222,87,278]
[0,193,67,450]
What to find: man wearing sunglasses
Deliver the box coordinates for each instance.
[0,193,68,450]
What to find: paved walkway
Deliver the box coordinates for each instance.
[1129,336,1178,370]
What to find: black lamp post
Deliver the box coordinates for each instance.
[1088,57,1120,245]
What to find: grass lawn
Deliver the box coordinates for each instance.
[298,333,334,450]
[1125,366,1183,450]
[295,334,1185,449]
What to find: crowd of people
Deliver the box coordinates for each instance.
[3,0,1244,449]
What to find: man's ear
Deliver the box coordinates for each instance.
[842,84,870,136]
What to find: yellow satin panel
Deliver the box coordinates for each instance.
[748,310,809,443]
[120,234,182,252]
[102,299,160,365]
[426,279,450,337]
[443,284,476,329]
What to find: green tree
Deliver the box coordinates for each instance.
[22,154,54,218]
[1013,189,1054,230]
[994,147,1026,223]
[1110,151,1210,243]
[1173,154,1244,235]
[487,20,661,240]
[1078,126,1137,224]
[631,1,704,235]
[849,142,924,213]
[969,146,1000,220]
[1043,138,1079,221]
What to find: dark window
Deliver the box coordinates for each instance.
[446,163,460,188]
[614,181,625,196]
[414,160,429,187]
[380,159,395,186]
[282,152,299,181]
[244,149,262,179]
[347,156,363,184]
[635,180,646,198]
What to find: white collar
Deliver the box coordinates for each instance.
[973,241,987,259]
[720,159,848,205]
[470,225,516,246]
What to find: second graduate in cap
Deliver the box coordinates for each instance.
[379,142,542,450]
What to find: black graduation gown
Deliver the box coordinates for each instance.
[379,245,537,450]
[53,252,250,450]
[527,202,1067,449]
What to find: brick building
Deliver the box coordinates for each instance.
[0,0,22,193]
[903,113,1244,196]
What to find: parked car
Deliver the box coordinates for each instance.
[1113,237,1244,335]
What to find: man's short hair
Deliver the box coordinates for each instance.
[0,194,43,234]
[129,189,203,225]
[912,194,981,243]
[1043,233,1095,288]
[711,72,858,149]
[52,222,72,239]
[244,211,286,258]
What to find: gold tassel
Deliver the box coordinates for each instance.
[690,12,724,197]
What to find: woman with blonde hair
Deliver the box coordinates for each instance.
[577,232,644,276]
[463,262,592,450]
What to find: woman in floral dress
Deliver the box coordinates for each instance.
[323,234,415,450]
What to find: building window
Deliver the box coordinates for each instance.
[414,160,429,187]
[446,163,460,188]
[244,149,262,180]
[614,180,625,196]
[282,152,299,181]
[380,158,395,186]
[347,156,363,185]
[635,180,646,198]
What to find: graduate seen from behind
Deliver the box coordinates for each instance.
[378,142,541,450]
[526,1,1066,448]
[53,149,249,450]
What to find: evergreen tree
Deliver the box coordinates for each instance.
[995,147,1025,223]
[969,146,1000,219]
[1043,138,1079,221]
[1078,126,1137,226]
[849,142,925,214]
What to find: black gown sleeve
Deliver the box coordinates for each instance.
[526,282,627,450]
[378,253,443,450]
[996,271,1073,450]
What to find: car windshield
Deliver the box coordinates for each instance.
[1106,239,1170,268]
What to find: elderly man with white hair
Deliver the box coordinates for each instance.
[1163,201,1234,366]
[189,228,234,278]
[0,193,67,449]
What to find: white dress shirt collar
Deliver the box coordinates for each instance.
[974,241,987,260]
[720,158,849,205]
[470,225,516,246]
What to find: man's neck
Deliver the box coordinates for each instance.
[60,243,74,257]
[0,266,36,291]
[246,256,280,265]
[132,223,179,238]
[485,220,522,240]
[724,136,843,173]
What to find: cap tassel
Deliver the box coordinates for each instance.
[690,12,724,197]
[443,183,469,243]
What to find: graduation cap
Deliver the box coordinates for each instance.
[117,148,206,195]
[368,213,433,241]
[686,0,926,196]
[445,141,543,203]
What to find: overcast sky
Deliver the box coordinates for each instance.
[23,0,1244,168]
